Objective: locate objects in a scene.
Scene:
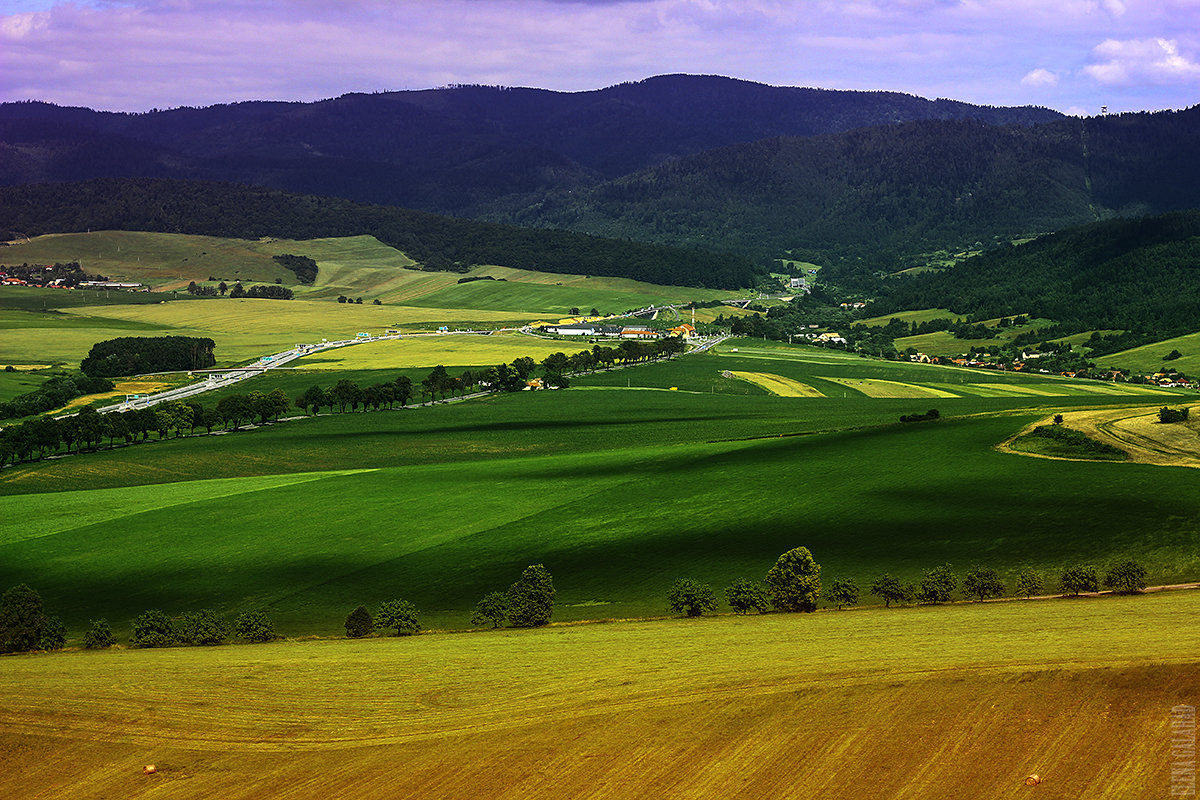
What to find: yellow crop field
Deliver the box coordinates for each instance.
[296,333,593,370]
[2,591,1197,799]
[30,300,536,364]
[55,379,173,412]
[823,377,961,398]
[729,371,825,397]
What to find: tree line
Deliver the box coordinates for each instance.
[0,338,687,468]
[668,553,1150,618]
[0,549,1154,655]
[0,374,114,420]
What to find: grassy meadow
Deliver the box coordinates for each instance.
[2,591,1198,799]
[3,338,1198,637]
[1102,330,1200,376]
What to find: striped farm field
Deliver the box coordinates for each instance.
[728,370,825,397]
[2,592,1198,799]
[822,376,961,398]
[293,332,593,370]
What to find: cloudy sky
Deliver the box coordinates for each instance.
[0,0,1197,115]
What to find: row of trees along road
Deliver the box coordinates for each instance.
[0,389,292,467]
[1,336,691,468]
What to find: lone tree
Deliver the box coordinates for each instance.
[470,592,510,628]
[1104,560,1148,594]
[765,546,822,612]
[1059,565,1099,596]
[723,579,770,614]
[375,599,421,636]
[508,564,556,627]
[84,619,116,649]
[826,578,861,610]
[962,566,1006,601]
[917,564,958,604]
[1015,569,1045,599]
[869,574,914,608]
[344,605,374,638]
[667,579,719,618]
[131,609,176,648]
[234,611,277,643]
[0,583,48,653]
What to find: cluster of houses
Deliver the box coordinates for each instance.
[531,319,697,340]
[0,266,145,291]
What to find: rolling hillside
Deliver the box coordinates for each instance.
[0,179,758,288]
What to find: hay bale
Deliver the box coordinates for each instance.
[143,764,157,775]
[1024,774,1041,786]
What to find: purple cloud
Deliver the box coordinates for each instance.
[0,0,1197,113]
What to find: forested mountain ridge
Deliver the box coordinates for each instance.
[0,75,1062,216]
[875,209,1200,353]
[491,106,1200,278]
[0,178,758,289]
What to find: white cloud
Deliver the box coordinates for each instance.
[1020,68,1058,86]
[1084,37,1200,86]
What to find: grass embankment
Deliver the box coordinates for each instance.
[1010,424,1130,461]
[2,591,1197,799]
[1005,404,1200,469]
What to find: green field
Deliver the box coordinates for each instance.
[859,307,957,327]
[5,307,1200,798]
[2,591,1197,799]
[3,340,1198,637]
[0,232,739,368]
[1102,330,1200,375]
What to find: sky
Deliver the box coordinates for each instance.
[0,0,1197,115]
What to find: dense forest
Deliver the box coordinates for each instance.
[0,75,1061,215]
[493,107,1200,279]
[0,178,757,288]
[80,336,217,378]
[875,210,1200,352]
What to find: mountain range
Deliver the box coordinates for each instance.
[2,74,1199,286]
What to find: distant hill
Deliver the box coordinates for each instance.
[0,75,1062,216]
[875,209,1200,353]
[493,107,1200,278]
[0,178,758,289]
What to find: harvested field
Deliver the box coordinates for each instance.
[822,377,960,398]
[1,592,1197,800]
[727,371,825,397]
[1000,402,1200,468]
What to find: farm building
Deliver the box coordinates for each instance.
[668,324,696,339]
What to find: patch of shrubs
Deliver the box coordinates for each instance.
[1159,406,1190,424]
[899,408,940,423]
[1022,424,1127,459]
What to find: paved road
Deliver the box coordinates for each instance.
[82,328,722,415]
[93,332,423,414]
